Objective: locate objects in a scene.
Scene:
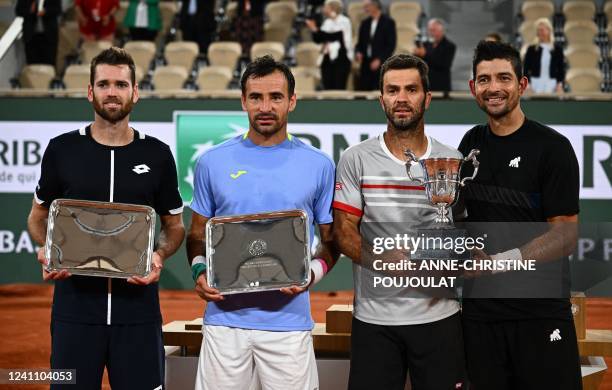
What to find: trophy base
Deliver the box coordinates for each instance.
[410,227,471,261]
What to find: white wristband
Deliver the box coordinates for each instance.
[192,255,206,266]
[309,258,328,285]
[491,248,522,274]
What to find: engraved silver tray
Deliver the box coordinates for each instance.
[205,209,311,294]
[44,199,156,278]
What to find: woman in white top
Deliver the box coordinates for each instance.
[523,18,565,94]
[305,0,353,89]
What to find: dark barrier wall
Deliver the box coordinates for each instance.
[1,97,612,124]
[1,97,611,290]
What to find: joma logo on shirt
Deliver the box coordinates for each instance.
[230,170,247,179]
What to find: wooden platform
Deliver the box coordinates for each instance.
[162,296,612,390]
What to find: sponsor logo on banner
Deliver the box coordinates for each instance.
[174,111,249,202]
[0,230,38,254]
[173,114,612,202]
[0,119,611,200]
[0,122,174,193]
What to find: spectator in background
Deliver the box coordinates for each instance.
[75,0,119,41]
[234,0,265,56]
[485,32,502,42]
[179,0,216,54]
[16,0,61,65]
[355,0,396,91]
[305,0,325,26]
[305,0,353,90]
[523,18,564,94]
[123,0,161,41]
[414,18,455,92]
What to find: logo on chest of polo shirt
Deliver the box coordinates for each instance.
[132,164,151,174]
[230,170,248,179]
[508,156,521,168]
[550,329,562,342]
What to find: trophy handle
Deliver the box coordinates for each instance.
[404,149,425,185]
[460,149,480,186]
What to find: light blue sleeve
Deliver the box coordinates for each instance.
[313,157,335,225]
[189,154,215,218]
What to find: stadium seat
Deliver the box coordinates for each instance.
[292,66,317,93]
[152,65,189,90]
[63,64,90,90]
[605,1,612,23]
[226,1,238,22]
[19,65,55,89]
[562,1,596,21]
[159,2,179,34]
[563,20,598,45]
[264,23,292,43]
[164,41,199,72]
[565,44,601,70]
[251,42,285,61]
[566,68,603,92]
[124,41,156,72]
[265,1,297,25]
[389,2,422,26]
[115,1,129,35]
[295,42,321,67]
[395,42,416,55]
[196,66,233,91]
[56,21,80,69]
[521,1,554,21]
[396,23,419,50]
[519,20,538,45]
[208,41,242,69]
[115,1,128,25]
[81,40,113,65]
[348,2,367,39]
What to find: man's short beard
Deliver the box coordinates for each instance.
[384,99,426,132]
[250,114,284,137]
[92,93,134,124]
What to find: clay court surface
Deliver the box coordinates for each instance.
[1,284,611,390]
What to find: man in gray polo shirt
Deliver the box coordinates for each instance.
[333,54,466,390]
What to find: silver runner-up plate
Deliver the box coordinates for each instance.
[44,199,156,278]
[205,210,311,295]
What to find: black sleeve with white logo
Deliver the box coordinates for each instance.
[154,144,183,216]
[539,136,580,218]
[35,138,62,208]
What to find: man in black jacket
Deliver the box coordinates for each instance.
[180,0,217,54]
[355,0,396,91]
[15,0,61,66]
[414,18,456,92]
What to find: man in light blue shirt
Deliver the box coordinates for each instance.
[187,55,338,390]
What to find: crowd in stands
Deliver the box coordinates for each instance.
[8,0,612,94]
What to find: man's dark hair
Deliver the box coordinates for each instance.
[90,47,136,87]
[379,54,430,93]
[472,40,523,80]
[240,55,295,97]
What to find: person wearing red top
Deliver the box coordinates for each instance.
[75,0,119,41]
